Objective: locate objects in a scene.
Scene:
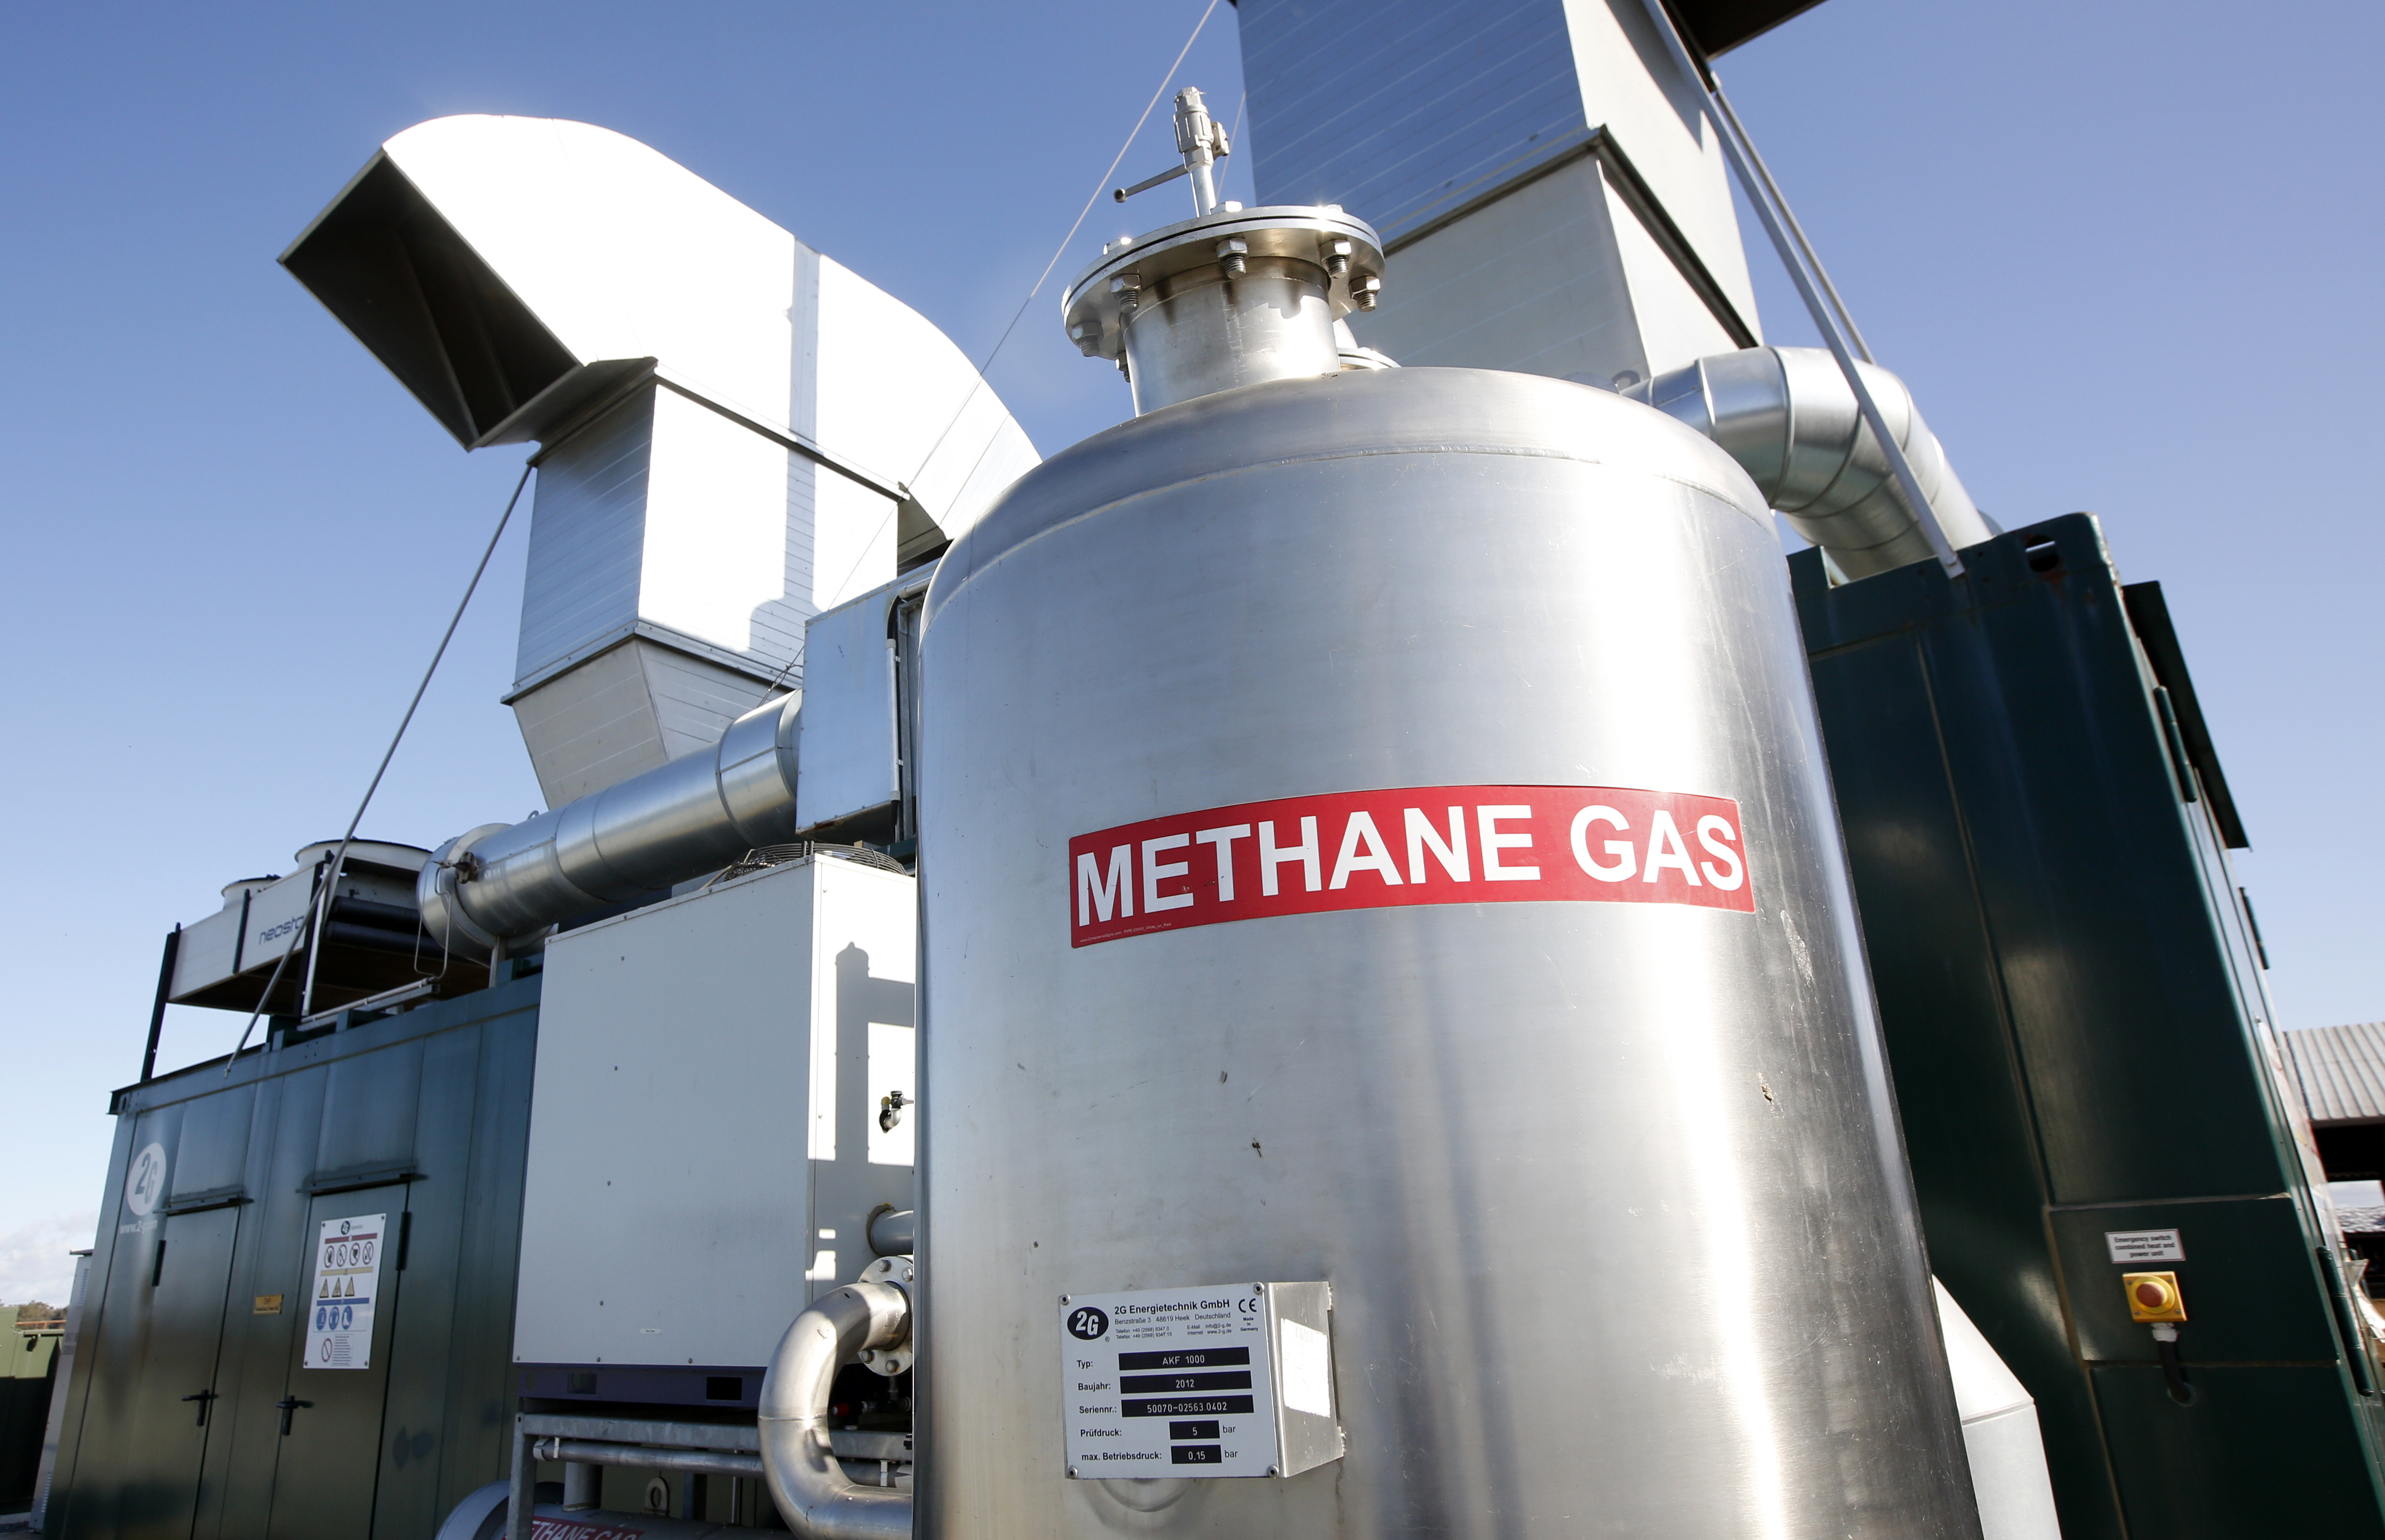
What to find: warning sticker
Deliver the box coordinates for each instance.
[305,1214,385,1370]
[2105,1228,2185,1264]
[1068,784,1754,947]
[1060,1284,1277,1478]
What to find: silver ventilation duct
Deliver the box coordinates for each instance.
[415,568,923,953]
[418,692,802,956]
[285,115,1038,807]
[1628,344,1995,580]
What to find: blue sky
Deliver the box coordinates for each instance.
[0,0,2374,1302]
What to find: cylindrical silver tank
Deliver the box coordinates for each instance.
[915,364,1977,1537]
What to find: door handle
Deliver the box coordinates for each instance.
[181,1390,218,1427]
[275,1396,312,1435]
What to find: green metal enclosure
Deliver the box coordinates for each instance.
[1,1323,60,1511]
[45,968,540,1538]
[1793,513,2385,1537]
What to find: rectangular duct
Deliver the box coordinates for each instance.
[1239,0,1762,386]
[502,376,896,807]
[283,115,1040,807]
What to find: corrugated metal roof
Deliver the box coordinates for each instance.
[2284,1024,2385,1125]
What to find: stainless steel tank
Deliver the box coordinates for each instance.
[913,97,1975,1540]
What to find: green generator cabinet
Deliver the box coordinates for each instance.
[1792,513,2385,1537]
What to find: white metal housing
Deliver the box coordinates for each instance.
[513,856,916,1377]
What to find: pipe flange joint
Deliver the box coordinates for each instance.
[854,1255,916,1377]
[1061,205,1383,365]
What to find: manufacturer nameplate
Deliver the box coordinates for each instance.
[1058,1281,1342,1480]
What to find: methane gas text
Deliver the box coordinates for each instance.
[1068,783,1754,946]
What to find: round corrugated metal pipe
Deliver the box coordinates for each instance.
[418,692,803,954]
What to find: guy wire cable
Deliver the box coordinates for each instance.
[807,0,1227,623]
[892,0,1226,510]
[711,0,1228,731]
[223,460,534,1073]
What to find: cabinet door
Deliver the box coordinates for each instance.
[63,1205,240,1540]
[264,1188,407,1540]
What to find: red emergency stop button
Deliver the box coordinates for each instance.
[2123,1270,2187,1323]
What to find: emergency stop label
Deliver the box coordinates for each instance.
[1069,784,1753,946]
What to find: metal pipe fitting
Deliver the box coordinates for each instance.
[419,691,803,953]
[1065,88,1383,416]
[535,1439,765,1480]
[757,1279,913,1540]
[865,1208,915,1258]
[1628,346,1995,581]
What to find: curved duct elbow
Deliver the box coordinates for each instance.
[419,691,803,955]
[758,1278,914,1540]
[1631,346,1994,581]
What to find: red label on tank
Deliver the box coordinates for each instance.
[1068,785,1754,946]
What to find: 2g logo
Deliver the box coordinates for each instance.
[1066,1306,1110,1340]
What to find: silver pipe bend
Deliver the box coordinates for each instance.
[1628,345,1996,581]
[758,1278,913,1540]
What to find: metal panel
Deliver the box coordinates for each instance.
[169,1083,253,1205]
[640,385,805,668]
[917,367,1975,1538]
[2287,1024,2385,1125]
[1240,0,1587,244]
[1790,513,2385,1539]
[56,1093,239,1540]
[794,587,899,829]
[511,639,673,807]
[512,637,788,814]
[1672,0,1828,56]
[515,388,652,690]
[1238,0,1767,442]
[1600,165,1741,372]
[314,1036,424,1184]
[262,1185,411,1540]
[170,904,244,1000]
[51,973,542,1540]
[200,1058,330,1540]
[239,870,314,975]
[1348,154,1648,385]
[515,857,914,1378]
[803,857,916,1298]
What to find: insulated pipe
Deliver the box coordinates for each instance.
[418,692,803,953]
[757,1279,913,1540]
[535,1440,765,1480]
[866,1208,915,1258]
[1629,346,1996,581]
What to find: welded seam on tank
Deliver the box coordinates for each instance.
[933,442,1764,615]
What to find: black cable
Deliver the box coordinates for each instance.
[221,460,533,1072]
